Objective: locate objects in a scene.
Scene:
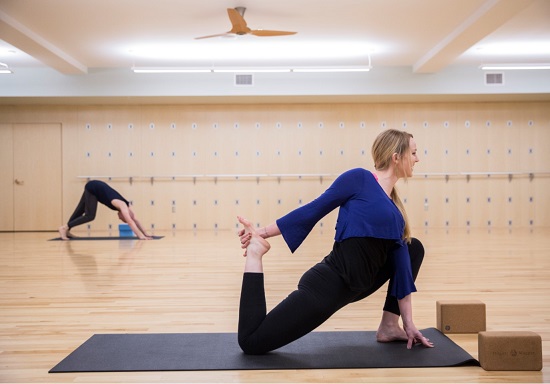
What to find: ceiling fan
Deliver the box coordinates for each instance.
[195,7,297,39]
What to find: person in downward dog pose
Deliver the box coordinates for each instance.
[236,128,434,355]
[59,180,152,240]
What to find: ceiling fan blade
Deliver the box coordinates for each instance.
[194,32,231,40]
[227,8,250,35]
[250,30,297,37]
[195,8,297,40]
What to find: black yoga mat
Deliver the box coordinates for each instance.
[50,328,479,373]
[49,236,164,241]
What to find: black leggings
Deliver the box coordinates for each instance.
[238,238,424,355]
[67,190,99,229]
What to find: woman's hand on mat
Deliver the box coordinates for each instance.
[237,216,254,256]
[403,322,434,349]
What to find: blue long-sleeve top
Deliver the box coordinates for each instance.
[276,168,416,299]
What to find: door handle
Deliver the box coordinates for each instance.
[15,179,24,185]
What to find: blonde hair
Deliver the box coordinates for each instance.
[371,129,413,242]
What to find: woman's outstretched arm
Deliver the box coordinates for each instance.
[258,222,281,239]
[398,294,434,349]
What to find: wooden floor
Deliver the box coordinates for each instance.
[1,227,548,383]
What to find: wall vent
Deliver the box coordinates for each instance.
[235,74,253,86]
[485,72,504,85]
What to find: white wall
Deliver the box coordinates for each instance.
[1,66,549,100]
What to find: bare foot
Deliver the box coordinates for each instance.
[238,216,271,273]
[237,216,270,257]
[247,231,271,259]
[58,225,70,240]
[376,325,408,343]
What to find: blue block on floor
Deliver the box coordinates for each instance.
[118,224,134,237]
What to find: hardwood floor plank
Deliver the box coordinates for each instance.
[0,228,548,382]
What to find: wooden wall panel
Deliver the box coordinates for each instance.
[0,102,548,233]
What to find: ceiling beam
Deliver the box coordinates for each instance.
[0,10,87,74]
[413,0,535,73]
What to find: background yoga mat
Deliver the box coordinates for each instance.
[50,328,479,372]
[49,236,164,241]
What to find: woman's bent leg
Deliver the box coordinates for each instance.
[238,262,353,355]
[349,238,425,314]
[238,272,267,345]
[67,191,98,229]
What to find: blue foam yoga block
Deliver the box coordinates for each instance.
[118,224,134,237]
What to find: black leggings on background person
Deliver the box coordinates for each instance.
[238,238,424,355]
[67,190,98,229]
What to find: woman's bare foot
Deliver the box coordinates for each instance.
[376,311,408,342]
[247,231,271,259]
[58,225,70,240]
[376,325,408,343]
[238,216,271,273]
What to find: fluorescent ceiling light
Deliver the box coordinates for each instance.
[132,67,212,73]
[127,41,376,62]
[480,64,550,70]
[473,43,550,56]
[213,68,291,73]
[132,67,372,73]
[293,67,371,72]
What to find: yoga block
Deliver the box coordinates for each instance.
[436,300,486,333]
[478,331,542,371]
[118,224,134,237]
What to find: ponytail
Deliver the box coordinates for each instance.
[372,129,413,242]
[391,187,411,243]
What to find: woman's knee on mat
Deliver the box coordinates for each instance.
[238,333,271,355]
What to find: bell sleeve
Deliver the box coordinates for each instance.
[275,169,362,253]
[388,240,417,300]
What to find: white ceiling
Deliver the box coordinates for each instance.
[0,0,549,103]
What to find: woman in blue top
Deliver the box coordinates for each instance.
[58,180,152,240]
[237,129,433,355]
